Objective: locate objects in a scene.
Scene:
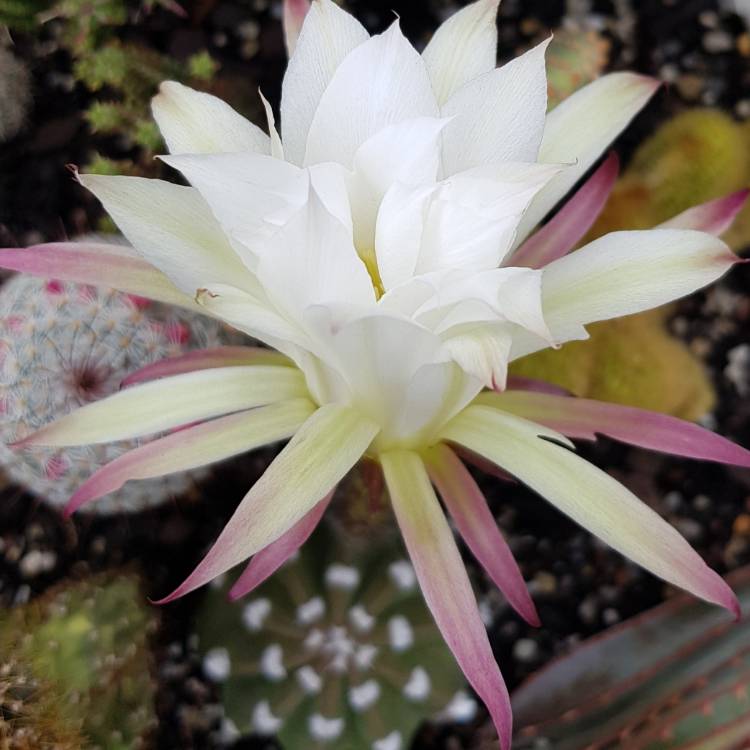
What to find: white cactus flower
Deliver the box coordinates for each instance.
[4,1,750,746]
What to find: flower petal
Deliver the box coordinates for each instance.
[281,0,369,165]
[283,0,311,56]
[659,189,750,236]
[422,0,500,105]
[121,346,291,388]
[424,443,540,626]
[260,90,284,160]
[511,152,619,269]
[228,490,332,600]
[512,229,737,359]
[0,242,194,309]
[441,405,739,617]
[381,449,512,750]
[151,81,271,155]
[78,173,257,296]
[477,390,750,467]
[66,398,316,514]
[517,73,659,241]
[15,365,306,447]
[304,20,439,168]
[155,404,379,602]
[440,38,550,176]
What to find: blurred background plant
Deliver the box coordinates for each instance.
[0,570,157,749]
[511,564,750,750]
[0,264,239,513]
[196,522,470,749]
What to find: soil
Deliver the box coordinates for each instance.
[1,0,750,748]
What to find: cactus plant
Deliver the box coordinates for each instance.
[196,523,470,749]
[589,109,750,251]
[0,270,237,512]
[510,308,716,421]
[0,571,157,749]
[512,565,750,750]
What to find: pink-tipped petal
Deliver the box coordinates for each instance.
[121,346,290,388]
[381,450,513,750]
[283,0,311,56]
[154,404,378,604]
[659,189,750,236]
[511,152,619,269]
[505,376,571,396]
[228,490,332,600]
[442,406,740,619]
[64,399,314,515]
[0,243,195,309]
[478,390,750,467]
[425,444,540,627]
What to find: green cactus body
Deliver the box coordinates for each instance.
[196,525,468,750]
[0,572,157,749]
[512,566,750,750]
[0,271,236,512]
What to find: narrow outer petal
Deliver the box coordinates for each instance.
[477,390,750,467]
[121,346,291,388]
[155,404,379,603]
[381,449,513,750]
[15,365,306,446]
[511,152,619,269]
[228,490,333,600]
[424,443,540,626]
[0,242,195,310]
[283,0,311,56]
[151,81,270,155]
[441,405,740,618]
[78,174,257,297]
[659,189,750,235]
[517,73,659,242]
[422,0,500,105]
[66,398,315,514]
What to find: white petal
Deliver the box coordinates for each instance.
[516,73,659,242]
[160,151,305,265]
[511,229,736,360]
[151,81,270,155]
[442,327,512,389]
[440,38,550,176]
[78,174,257,296]
[260,90,284,159]
[376,182,439,290]
[422,0,500,105]
[256,189,375,323]
[442,405,738,614]
[280,0,369,165]
[349,117,448,266]
[304,21,439,168]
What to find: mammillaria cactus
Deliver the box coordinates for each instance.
[0,571,157,749]
[196,524,468,749]
[511,565,750,750]
[0,270,235,512]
